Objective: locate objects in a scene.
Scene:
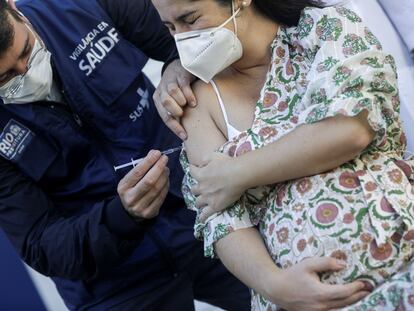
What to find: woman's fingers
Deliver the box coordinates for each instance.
[303,257,347,274]
[299,257,368,310]
[191,184,201,197]
[326,290,370,310]
[195,195,208,209]
[189,164,202,180]
[324,281,367,300]
[199,206,215,223]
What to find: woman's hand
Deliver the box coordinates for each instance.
[153,59,197,141]
[216,229,370,311]
[190,152,246,222]
[265,257,370,311]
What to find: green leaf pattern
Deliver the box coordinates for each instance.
[180,6,414,311]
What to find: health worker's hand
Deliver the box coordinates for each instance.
[266,257,370,311]
[117,150,169,221]
[190,152,245,222]
[153,59,197,141]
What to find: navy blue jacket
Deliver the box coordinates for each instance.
[0,0,200,309]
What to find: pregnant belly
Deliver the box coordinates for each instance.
[260,174,414,288]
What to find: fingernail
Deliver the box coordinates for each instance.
[179,132,187,141]
[361,281,374,292]
[337,260,347,267]
[149,150,160,157]
[190,100,196,107]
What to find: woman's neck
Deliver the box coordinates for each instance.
[232,12,279,75]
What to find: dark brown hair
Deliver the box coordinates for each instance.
[0,1,24,58]
[217,0,324,26]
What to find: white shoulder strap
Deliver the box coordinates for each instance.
[209,80,242,140]
[210,79,231,126]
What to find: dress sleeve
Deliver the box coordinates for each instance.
[297,6,400,150]
[180,148,266,258]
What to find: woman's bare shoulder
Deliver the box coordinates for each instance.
[183,79,216,116]
[182,79,223,131]
[182,80,226,165]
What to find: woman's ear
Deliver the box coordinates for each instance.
[235,0,252,14]
[240,0,252,9]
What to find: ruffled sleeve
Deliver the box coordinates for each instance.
[180,144,269,258]
[297,6,401,151]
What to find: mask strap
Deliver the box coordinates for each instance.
[16,10,29,22]
[25,23,35,38]
[25,23,46,49]
[213,2,241,35]
[232,1,238,37]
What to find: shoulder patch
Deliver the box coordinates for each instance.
[0,119,34,161]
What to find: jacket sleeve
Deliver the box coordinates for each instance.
[0,158,154,281]
[98,0,179,64]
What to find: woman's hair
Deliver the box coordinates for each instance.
[0,1,23,58]
[216,0,325,26]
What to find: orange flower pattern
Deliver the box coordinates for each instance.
[180,6,414,311]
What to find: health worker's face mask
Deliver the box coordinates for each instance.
[174,3,243,83]
[0,24,53,104]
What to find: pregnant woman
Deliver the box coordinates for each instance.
[153,0,414,310]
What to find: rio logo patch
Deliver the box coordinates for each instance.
[0,120,33,161]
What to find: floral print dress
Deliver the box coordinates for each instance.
[180,6,414,311]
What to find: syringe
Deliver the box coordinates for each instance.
[113,146,182,172]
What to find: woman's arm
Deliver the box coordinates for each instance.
[238,111,374,188]
[192,111,375,219]
[215,228,369,311]
[183,82,369,310]
[191,6,397,220]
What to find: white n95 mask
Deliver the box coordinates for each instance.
[0,24,53,104]
[174,3,243,83]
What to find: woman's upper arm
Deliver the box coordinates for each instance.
[182,81,226,166]
[298,6,399,150]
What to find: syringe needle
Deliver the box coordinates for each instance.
[161,146,182,155]
[114,146,182,172]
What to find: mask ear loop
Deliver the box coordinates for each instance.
[211,2,241,36]
[231,1,239,47]
[232,1,238,37]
